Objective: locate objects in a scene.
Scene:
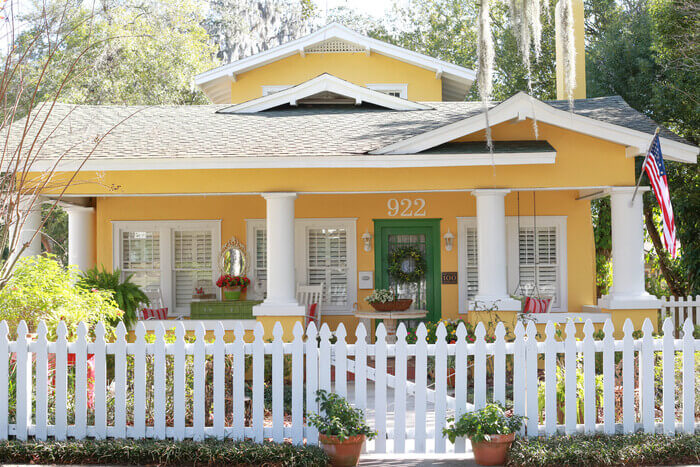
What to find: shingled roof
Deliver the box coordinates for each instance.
[8,95,693,165]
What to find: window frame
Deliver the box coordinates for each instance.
[366,83,408,99]
[247,218,358,315]
[112,220,221,317]
[457,216,568,314]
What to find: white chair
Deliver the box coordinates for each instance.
[140,285,169,320]
[296,283,324,327]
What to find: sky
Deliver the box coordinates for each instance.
[313,0,398,19]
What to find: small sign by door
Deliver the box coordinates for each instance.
[441,272,458,284]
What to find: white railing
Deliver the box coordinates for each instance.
[660,295,700,336]
[1,317,698,454]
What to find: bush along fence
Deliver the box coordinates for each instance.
[0,317,698,454]
[660,295,700,337]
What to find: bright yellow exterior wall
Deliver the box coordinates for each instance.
[229,52,442,103]
[96,189,596,341]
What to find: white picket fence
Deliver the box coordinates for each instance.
[1,317,698,454]
[660,296,700,336]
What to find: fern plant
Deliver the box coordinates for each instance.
[80,267,148,329]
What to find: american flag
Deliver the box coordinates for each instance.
[643,135,677,258]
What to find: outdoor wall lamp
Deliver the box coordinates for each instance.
[361,231,372,252]
[443,229,454,252]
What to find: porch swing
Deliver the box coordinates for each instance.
[511,191,554,314]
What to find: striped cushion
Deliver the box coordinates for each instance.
[305,303,318,326]
[141,307,169,320]
[523,297,551,314]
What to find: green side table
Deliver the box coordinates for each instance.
[189,300,262,319]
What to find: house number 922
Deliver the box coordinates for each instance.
[387,198,426,217]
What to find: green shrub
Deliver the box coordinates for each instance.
[0,255,121,340]
[507,433,700,466]
[308,390,376,441]
[0,438,329,466]
[79,266,149,329]
[443,403,525,443]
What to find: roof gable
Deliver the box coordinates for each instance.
[219,74,432,113]
[370,92,698,163]
[194,23,476,102]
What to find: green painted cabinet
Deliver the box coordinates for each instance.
[189,300,261,319]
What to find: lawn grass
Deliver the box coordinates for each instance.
[507,433,700,466]
[0,438,329,466]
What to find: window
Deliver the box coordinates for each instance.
[114,221,220,316]
[247,218,358,314]
[366,83,408,99]
[457,216,567,313]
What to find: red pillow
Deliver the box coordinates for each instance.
[523,297,551,314]
[306,303,318,326]
[141,307,169,320]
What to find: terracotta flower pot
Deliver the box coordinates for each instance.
[318,433,366,467]
[470,433,515,466]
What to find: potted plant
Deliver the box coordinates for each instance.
[364,288,412,311]
[308,390,376,467]
[443,403,525,466]
[216,274,250,301]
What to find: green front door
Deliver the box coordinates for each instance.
[374,219,441,322]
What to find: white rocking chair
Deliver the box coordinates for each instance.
[296,283,324,327]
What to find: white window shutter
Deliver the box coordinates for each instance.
[255,228,267,282]
[121,231,160,288]
[465,227,479,301]
[172,230,213,309]
[518,226,559,306]
[307,227,348,306]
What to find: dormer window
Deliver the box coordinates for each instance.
[366,84,408,99]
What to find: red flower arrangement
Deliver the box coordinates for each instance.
[216,274,250,291]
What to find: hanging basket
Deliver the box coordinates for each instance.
[370,299,413,312]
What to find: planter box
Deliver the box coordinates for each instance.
[189,299,261,319]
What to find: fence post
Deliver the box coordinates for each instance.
[583,320,596,434]
[414,323,427,453]
[94,322,107,440]
[232,322,246,441]
[454,322,468,454]
[662,318,675,435]
[434,323,447,453]
[394,324,407,453]
[473,323,486,411]
[682,318,695,434]
[0,321,9,440]
[564,319,577,435]
[252,321,265,443]
[133,322,147,439]
[74,322,88,439]
[602,319,615,435]
[193,322,206,441]
[114,322,128,439]
[305,322,319,445]
[494,322,506,406]
[544,321,557,436]
[35,321,48,441]
[213,322,226,440]
[640,319,655,433]
[375,323,388,453]
[271,322,284,443]
[513,321,525,435]
[291,322,304,445]
[15,321,30,441]
[319,324,332,394]
[525,322,539,437]
[55,321,68,440]
[173,322,186,441]
[334,324,348,398]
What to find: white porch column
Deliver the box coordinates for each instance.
[471,190,521,311]
[253,193,304,316]
[599,186,659,309]
[65,204,95,272]
[8,196,43,263]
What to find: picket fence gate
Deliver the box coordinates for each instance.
[1,317,698,454]
[660,296,700,336]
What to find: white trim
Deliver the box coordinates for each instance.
[366,83,408,99]
[194,23,475,93]
[222,74,431,113]
[112,220,222,317]
[506,216,568,312]
[371,92,699,163]
[262,85,293,96]
[457,217,477,315]
[523,312,611,324]
[247,217,358,315]
[245,219,267,300]
[39,151,556,172]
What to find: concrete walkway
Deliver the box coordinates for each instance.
[360,453,478,466]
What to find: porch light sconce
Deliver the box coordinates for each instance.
[361,231,372,252]
[443,229,454,252]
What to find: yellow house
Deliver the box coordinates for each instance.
[18,19,698,341]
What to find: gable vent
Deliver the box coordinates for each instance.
[305,39,366,54]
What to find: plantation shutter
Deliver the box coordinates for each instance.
[307,227,348,306]
[254,227,267,283]
[518,226,559,306]
[172,230,213,309]
[464,227,479,301]
[121,231,160,289]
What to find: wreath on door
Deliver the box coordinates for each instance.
[388,246,427,283]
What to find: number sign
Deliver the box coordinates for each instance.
[387,198,426,217]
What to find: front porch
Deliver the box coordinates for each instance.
[40,186,661,340]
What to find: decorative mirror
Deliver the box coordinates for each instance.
[219,237,247,276]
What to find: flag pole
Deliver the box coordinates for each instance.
[630,127,661,206]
